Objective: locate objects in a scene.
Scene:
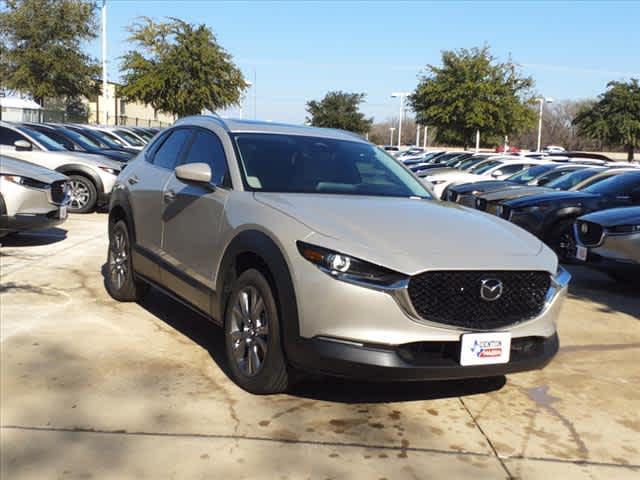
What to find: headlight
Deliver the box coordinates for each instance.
[98,166,120,175]
[0,174,48,190]
[609,224,640,234]
[297,241,406,287]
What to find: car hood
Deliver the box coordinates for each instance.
[481,186,554,202]
[255,193,554,274]
[578,206,640,227]
[44,151,125,169]
[0,156,68,183]
[505,190,599,208]
[451,180,516,194]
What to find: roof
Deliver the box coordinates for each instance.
[175,115,368,143]
[0,96,42,109]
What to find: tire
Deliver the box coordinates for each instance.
[68,175,98,213]
[105,220,148,301]
[224,269,289,394]
[547,219,576,263]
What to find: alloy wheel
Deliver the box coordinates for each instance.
[69,180,91,210]
[229,286,269,377]
[109,228,128,290]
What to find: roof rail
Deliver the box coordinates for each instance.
[174,114,229,131]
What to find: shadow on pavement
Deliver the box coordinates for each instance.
[0,228,68,247]
[115,272,508,403]
[565,265,640,319]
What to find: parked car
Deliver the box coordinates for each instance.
[425,158,548,198]
[64,125,138,154]
[497,171,640,260]
[543,145,566,153]
[106,115,569,394]
[0,155,69,236]
[21,123,135,163]
[85,126,146,150]
[573,206,640,282]
[0,122,124,213]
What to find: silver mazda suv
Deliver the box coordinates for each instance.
[106,116,570,394]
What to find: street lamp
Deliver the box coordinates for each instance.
[389,127,396,146]
[391,92,410,147]
[536,97,554,152]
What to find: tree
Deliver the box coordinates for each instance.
[306,91,373,134]
[409,46,536,148]
[573,79,640,161]
[119,17,247,117]
[0,0,100,105]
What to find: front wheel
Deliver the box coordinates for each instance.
[547,219,576,263]
[224,269,289,394]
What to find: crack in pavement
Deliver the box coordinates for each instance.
[459,397,514,479]
[3,425,639,471]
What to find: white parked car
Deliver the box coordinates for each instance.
[84,126,146,151]
[425,158,550,198]
[0,122,124,213]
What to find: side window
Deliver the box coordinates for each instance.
[500,164,527,175]
[145,131,171,162]
[151,129,191,170]
[0,127,25,146]
[181,129,229,186]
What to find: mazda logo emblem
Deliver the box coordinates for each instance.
[480,278,503,302]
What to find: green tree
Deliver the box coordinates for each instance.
[0,0,100,105]
[573,79,640,161]
[409,46,536,148]
[119,17,247,117]
[306,91,373,134]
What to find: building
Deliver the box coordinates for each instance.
[85,81,175,127]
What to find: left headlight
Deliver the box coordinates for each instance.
[98,166,120,175]
[0,174,48,190]
[297,241,406,288]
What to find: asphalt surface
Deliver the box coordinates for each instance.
[1,213,638,479]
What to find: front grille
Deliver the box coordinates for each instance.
[486,202,500,215]
[575,220,604,247]
[50,180,67,204]
[407,271,551,329]
[475,198,488,211]
[457,194,476,208]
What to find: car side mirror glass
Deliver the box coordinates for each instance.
[14,139,32,151]
[175,162,212,185]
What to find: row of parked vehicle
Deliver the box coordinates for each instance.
[0,121,160,237]
[403,149,640,282]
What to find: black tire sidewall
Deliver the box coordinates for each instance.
[106,219,141,301]
[68,175,98,213]
[548,219,575,262]
[224,269,288,394]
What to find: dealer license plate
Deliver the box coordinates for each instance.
[460,332,511,366]
[59,205,67,219]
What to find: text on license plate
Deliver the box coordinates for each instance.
[460,332,511,366]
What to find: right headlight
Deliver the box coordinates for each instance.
[297,241,406,288]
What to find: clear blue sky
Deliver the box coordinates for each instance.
[88,0,640,123]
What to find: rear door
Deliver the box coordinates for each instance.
[160,127,232,313]
[127,128,192,257]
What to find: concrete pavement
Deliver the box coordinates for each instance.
[1,213,638,479]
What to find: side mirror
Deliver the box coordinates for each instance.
[491,170,503,178]
[536,177,550,186]
[175,162,212,185]
[14,140,33,151]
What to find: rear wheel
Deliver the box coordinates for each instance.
[224,269,289,394]
[547,219,576,263]
[68,175,98,213]
[105,220,148,301]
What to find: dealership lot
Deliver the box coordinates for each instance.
[1,214,638,479]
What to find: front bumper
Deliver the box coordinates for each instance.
[291,333,559,381]
[0,210,66,234]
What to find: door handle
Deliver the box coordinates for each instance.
[163,189,176,203]
[127,175,139,185]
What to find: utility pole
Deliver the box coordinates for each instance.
[391,92,410,147]
[423,126,428,148]
[416,125,420,147]
[475,129,480,153]
[101,0,108,125]
[389,127,396,146]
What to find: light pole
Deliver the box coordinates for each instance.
[389,127,396,146]
[391,92,410,147]
[423,126,428,148]
[239,81,253,118]
[101,0,108,124]
[416,125,420,147]
[536,97,554,152]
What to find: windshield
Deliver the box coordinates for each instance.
[470,160,501,174]
[114,129,145,146]
[546,168,602,190]
[17,127,66,151]
[234,133,431,198]
[506,164,556,184]
[458,156,489,170]
[60,128,100,149]
[582,172,640,196]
